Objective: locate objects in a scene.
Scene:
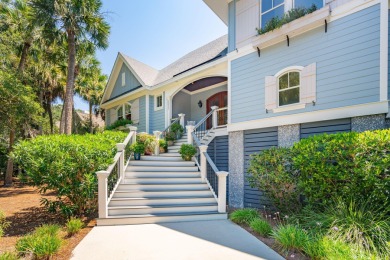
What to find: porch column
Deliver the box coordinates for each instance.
[211,106,219,129]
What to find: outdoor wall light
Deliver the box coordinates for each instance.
[198,100,203,108]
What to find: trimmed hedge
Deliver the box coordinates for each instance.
[248,129,390,211]
[12,131,128,217]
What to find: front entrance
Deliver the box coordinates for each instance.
[206,91,227,129]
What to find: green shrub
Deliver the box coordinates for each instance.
[230,209,259,225]
[66,218,84,236]
[294,129,390,208]
[178,144,196,161]
[249,218,272,237]
[165,131,176,141]
[272,224,309,252]
[0,252,18,260]
[130,143,145,154]
[136,133,156,154]
[105,119,133,130]
[170,123,184,136]
[248,147,301,213]
[159,139,168,152]
[16,224,62,259]
[0,210,10,237]
[12,131,128,217]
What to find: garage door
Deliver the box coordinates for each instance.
[244,127,278,208]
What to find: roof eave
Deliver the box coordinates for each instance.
[203,0,229,25]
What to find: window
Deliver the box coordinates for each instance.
[117,106,123,120]
[294,0,323,10]
[278,71,300,106]
[155,94,163,111]
[261,0,284,29]
[121,72,125,87]
[124,103,131,120]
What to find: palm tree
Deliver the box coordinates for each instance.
[31,0,110,134]
[76,57,106,133]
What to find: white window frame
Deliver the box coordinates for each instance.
[154,94,164,111]
[121,72,126,87]
[116,102,132,121]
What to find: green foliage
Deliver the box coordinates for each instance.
[105,119,133,130]
[12,131,128,217]
[178,144,196,161]
[249,218,272,237]
[294,129,390,208]
[159,139,167,152]
[66,218,84,236]
[247,129,390,211]
[0,209,10,237]
[170,123,184,134]
[257,5,317,35]
[16,224,62,259]
[248,147,301,213]
[272,224,309,252]
[136,133,157,154]
[0,252,18,260]
[165,131,176,141]
[130,143,145,154]
[229,208,259,225]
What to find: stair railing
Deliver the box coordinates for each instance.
[96,126,137,219]
[192,106,218,142]
[191,127,229,213]
[161,113,185,140]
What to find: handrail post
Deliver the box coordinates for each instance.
[199,146,208,183]
[153,131,162,155]
[129,126,137,144]
[216,171,229,213]
[178,113,185,130]
[211,106,219,129]
[96,171,110,218]
[186,125,195,144]
[116,143,125,180]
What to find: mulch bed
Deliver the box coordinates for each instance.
[0,179,95,259]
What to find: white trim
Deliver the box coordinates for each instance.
[380,0,388,101]
[154,94,164,111]
[273,103,306,113]
[178,81,228,96]
[228,59,232,124]
[275,66,304,78]
[227,101,389,132]
[145,94,150,133]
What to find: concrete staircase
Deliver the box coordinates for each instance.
[97,133,227,225]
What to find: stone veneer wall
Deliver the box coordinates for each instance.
[278,124,300,147]
[351,114,386,132]
[228,131,244,208]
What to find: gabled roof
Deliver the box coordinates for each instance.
[102,35,228,105]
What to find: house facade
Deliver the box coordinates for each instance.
[101,0,390,210]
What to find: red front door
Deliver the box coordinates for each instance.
[206,91,227,129]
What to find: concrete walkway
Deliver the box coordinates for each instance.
[71,220,283,260]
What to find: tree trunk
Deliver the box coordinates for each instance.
[4,129,15,186]
[47,101,54,134]
[59,105,65,134]
[18,41,31,74]
[63,30,76,135]
[38,87,44,135]
[89,101,93,134]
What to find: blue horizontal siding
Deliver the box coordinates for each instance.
[110,64,141,99]
[149,94,165,133]
[300,118,351,139]
[231,4,381,123]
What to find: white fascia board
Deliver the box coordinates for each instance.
[100,87,146,109]
[202,0,229,25]
[227,101,389,132]
[100,53,122,105]
[119,53,148,89]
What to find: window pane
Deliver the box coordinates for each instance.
[289,72,300,87]
[279,74,288,90]
[279,88,300,106]
[261,0,273,13]
[261,5,284,28]
[117,107,123,117]
[125,104,131,114]
[294,0,323,9]
[273,0,284,7]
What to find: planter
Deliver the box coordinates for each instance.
[176,133,182,140]
[167,140,174,146]
[134,153,141,160]
[183,155,192,161]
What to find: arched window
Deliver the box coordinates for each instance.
[278,71,300,106]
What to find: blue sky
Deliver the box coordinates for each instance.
[74,0,227,111]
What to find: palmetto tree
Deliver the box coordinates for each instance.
[31,0,110,134]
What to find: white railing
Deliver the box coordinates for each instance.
[191,126,229,213]
[96,127,137,219]
[215,107,228,128]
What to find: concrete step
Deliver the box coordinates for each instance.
[112,190,212,198]
[122,177,203,184]
[168,148,180,153]
[125,171,200,178]
[160,153,181,157]
[116,183,209,191]
[108,204,218,216]
[128,161,195,167]
[126,166,198,172]
[169,145,183,149]
[97,212,227,226]
[140,156,182,161]
[108,197,216,207]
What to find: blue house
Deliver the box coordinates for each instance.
[98,0,389,225]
